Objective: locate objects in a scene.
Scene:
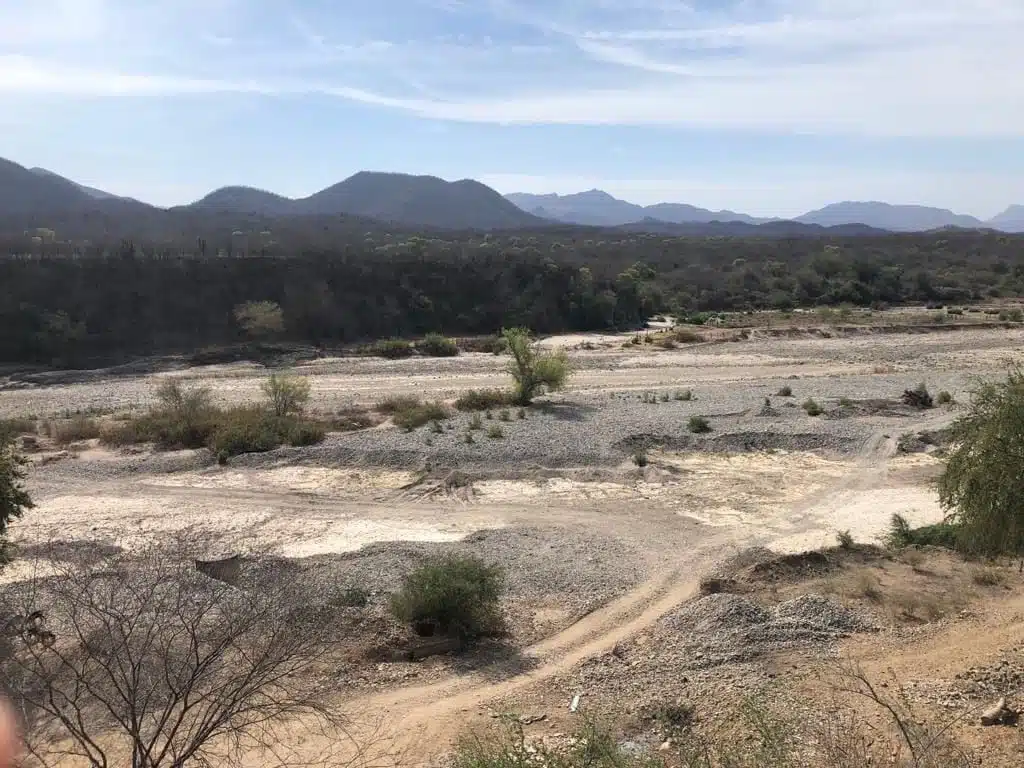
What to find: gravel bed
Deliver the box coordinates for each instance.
[238,373,963,471]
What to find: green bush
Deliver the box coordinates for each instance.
[672,328,705,344]
[261,373,311,417]
[884,513,960,550]
[389,554,504,638]
[803,398,823,417]
[937,390,954,405]
[392,401,450,432]
[502,328,571,405]
[0,436,34,535]
[374,338,414,359]
[209,408,293,456]
[688,415,712,434]
[938,367,1024,556]
[455,389,515,412]
[418,333,460,357]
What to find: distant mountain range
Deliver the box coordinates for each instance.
[1,155,1021,236]
[504,191,1024,233]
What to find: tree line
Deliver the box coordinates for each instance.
[1,230,1023,366]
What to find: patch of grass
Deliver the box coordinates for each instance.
[640,391,659,404]
[468,413,483,431]
[672,328,705,344]
[464,432,475,444]
[777,385,793,397]
[458,335,505,354]
[430,419,445,434]
[208,407,324,456]
[937,390,954,405]
[486,424,504,440]
[971,566,1004,586]
[639,701,696,736]
[852,570,883,602]
[516,408,526,420]
[455,389,515,412]
[390,554,504,638]
[498,409,511,422]
[884,513,960,550]
[836,530,855,549]
[417,333,460,357]
[688,415,712,434]
[838,397,854,407]
[802,398,823,417]
[375,395,422,415]
[674,389,694,401]
[0,417,36,441]
[328,406,377,432]
[374,338,414,359]
[332,586,370,609]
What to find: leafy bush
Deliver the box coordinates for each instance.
[455,389,515,412]
[688,416,712,434]
[777,385,793,397]
[261,373,311,417]
[390,554,504,638]
[418,333,460,357]
[208,408,324,456]
[374,338,414,359]
[803,398,823,416]
[502,328,571,405]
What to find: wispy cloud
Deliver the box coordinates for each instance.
[1,0,1022,137]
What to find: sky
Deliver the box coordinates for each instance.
[1,0,1023,218]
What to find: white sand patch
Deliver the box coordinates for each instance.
[141,467,419,495]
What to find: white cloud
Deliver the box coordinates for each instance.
[0,0,1022,137]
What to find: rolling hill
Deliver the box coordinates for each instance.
[795,201,985,231]
[505,190,769,226]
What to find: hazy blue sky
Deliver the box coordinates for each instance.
[1,0,1022,217]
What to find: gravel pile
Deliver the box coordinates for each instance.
[661,592,871,668]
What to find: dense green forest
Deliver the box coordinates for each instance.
[2,230,1023,367]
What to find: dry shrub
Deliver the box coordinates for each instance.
[455,389,515,412]
[48,415,100,445]
[851,570,883,602]
[971,566,1004,586]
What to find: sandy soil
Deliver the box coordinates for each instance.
[5,324,1022,765]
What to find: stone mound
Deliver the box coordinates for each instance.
[662,592,871,668]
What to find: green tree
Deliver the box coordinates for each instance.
[0,436,33,538]
[938,367,1024,556]
[261,373,311,417]
[502,327,570,406]
[233,300,284,339]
